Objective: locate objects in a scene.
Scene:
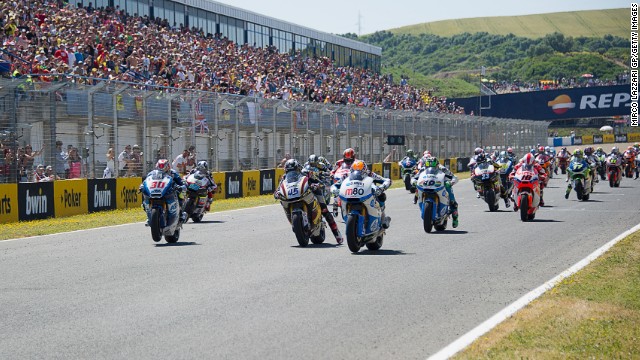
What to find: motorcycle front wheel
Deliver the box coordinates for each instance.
[520,195,529,222]
[423,202,434,233]
[346,214,362,253]
[150,208,162,242]
[485,188,498,212]
[292,212,309,247]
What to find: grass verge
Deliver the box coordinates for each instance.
[454,229,640,359]
[0,171,470,241]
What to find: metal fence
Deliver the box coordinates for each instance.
[0,76,550,183]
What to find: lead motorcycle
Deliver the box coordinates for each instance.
[472,161,502,212]
[276,171,325,247]
[141,170,184,243]
[512,164,541,221]
[414,167,451,233]
[183,170,210,223]
[399,157,418,193]
[338,170,386,253]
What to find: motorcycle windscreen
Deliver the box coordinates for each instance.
[285,172,303,183]
[348,171,365,181]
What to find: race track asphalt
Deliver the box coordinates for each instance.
[1,172,639,359]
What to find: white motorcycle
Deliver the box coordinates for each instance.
[414,167,451,233]
[338,171,386,253]
[276,172,326,247]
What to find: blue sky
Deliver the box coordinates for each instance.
[214,0,630,35]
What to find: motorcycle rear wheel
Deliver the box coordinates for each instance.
[150,208,162,242]
[423,202,434,233]
[346,214,362,253]
[486,189,498,212]
[366,235,383,251]
[310,227,325,244]
[292,212,309,247]
[191,212,204,223]
[165,227,180,243]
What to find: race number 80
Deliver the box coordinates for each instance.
[345,187,365,196]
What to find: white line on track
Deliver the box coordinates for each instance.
[427,221,640,360]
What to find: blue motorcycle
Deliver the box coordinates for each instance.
[141,170,183,243]
[399,157,418,193]
[415,167,451,232]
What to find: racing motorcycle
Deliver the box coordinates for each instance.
[623,153,636,178]
[331,165,351,218]
[276,171,325,247]
[511,164,541,221]
[606,155,622,188]
[472,161,502,212]
[496,155,514,200]
[567,159,592,201]
[399,157,418,193]
[183,171,210,223]
[414,167,451,233]
[535,154,551,187]
[557,153,569,174]
[140,170,184,243]
[338,170,386,253]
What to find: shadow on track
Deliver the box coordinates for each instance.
[290,243,341,249]
[155,242,200,247]
[528,219,563,223]
[424,230,469,235]
[352,249,412,256]
[190,220,226,224]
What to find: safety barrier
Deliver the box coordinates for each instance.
[547,133,639,147]
[1,157,471,224]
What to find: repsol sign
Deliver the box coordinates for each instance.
[225,171,243,199]
[18,182,54,221]
[260,170,275,195]
[88,179,116,213]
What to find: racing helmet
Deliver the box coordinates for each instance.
[284,159,301,173]
[423,150,431,157]
[307,154,319,167]
[196,160,208,172]
[499,151,507,158]
[406,149,414,158]
[584,147,594,156]
[474,147,483,155]
[476,153,487,163]
[343,148,356,166]
[596,147,603,152]
[561,147,567,151]
[530,149,536,155]
[155,159,171,174]
[544,146,551,153]
[425,156,439,168]
[628,146,634,151]
[523,153,535,166]
[573,149,583,158]
[507,147,514,155]
[538,146,545,154]
[634,142,639,149]
[611,147,619,154]
[351,160,367,172]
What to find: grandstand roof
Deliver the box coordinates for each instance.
[186,0,382,56]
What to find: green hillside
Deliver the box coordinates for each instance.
[388,8,628,39]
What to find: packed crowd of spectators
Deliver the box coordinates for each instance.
[0,0,466,114]
[486,73,629,94]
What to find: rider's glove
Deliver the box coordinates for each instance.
[331,187,339,196]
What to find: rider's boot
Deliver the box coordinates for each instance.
[205,192,213,211]
[565,184,572,199]
[449,200,459,228]
[321,203,343,244]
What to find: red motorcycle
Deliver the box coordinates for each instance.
[606,155,621,188]
[556,153,569,174]
[511,165,541,221]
